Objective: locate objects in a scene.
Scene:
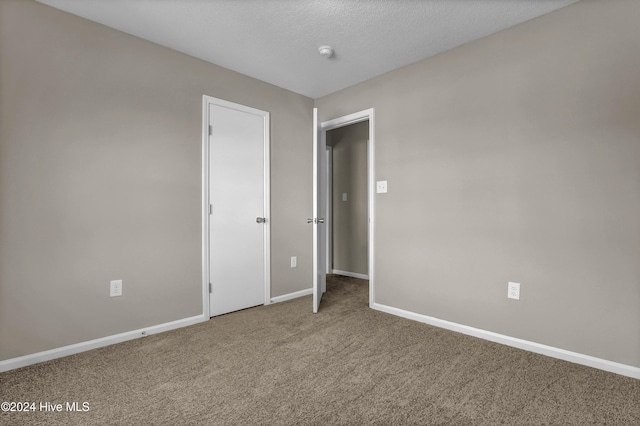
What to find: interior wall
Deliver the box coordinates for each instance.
[315,0,640,367]
[0,0,313,361]
[327,122,369,276]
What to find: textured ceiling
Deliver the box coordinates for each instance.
[36,0,580,98]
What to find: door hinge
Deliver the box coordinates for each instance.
[208,125,212,136]
[209,204,213,215]
[209,283,212,293]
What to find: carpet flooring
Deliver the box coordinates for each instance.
[1,275,638,425]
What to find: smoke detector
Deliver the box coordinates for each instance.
[318,45,334,59]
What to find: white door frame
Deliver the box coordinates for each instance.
[325,145,333,274]
[320,108,375,307]
[201,95,271,318]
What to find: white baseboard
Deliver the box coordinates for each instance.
[372,303,640,380]
[0,314,208,373]
[270,288,312,304]
[332,270,369,280]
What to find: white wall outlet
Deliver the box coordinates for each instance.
[290,256,297,268]
[342,192,348,201]
[376,180,388,193]
[110,279,123,297]
[507,282,520,300]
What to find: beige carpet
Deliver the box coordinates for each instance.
[1,275,638,425]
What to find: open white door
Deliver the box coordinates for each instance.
[311,108,327,313]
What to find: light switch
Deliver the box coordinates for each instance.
[110,280,123,297]
[376,181,388,193]
[342,193,348,201]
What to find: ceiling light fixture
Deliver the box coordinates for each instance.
[318,45,334,59]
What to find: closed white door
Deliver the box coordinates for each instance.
[208,99,269,317]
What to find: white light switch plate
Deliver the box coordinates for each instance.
[110,280,123,297]
[290,256,297,268]
[342,193,347,201]
[376,181,388,193]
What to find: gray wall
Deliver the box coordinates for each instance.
[316,0,640,367]
[0,0,313,361]
[327,122,369,276]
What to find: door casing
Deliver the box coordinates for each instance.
[325,145,333,274]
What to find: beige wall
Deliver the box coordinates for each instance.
[0,0,313,361]
[316,0,640,367]
[327,122,369,276]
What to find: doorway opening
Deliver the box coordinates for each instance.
[318,109,375,308]
[326,121,369,280]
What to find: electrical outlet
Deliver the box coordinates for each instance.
[110,279,123,297]
[290,256,297,268]
[376,180,388,193]
[507,282,520,300]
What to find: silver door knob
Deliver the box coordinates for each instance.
[317,218,325,224]
[256,217,266,223]
[307,218,314,224]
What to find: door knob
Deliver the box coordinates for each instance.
[307,218,314,224]
[256,217,266,223]
[317,218,325,224]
